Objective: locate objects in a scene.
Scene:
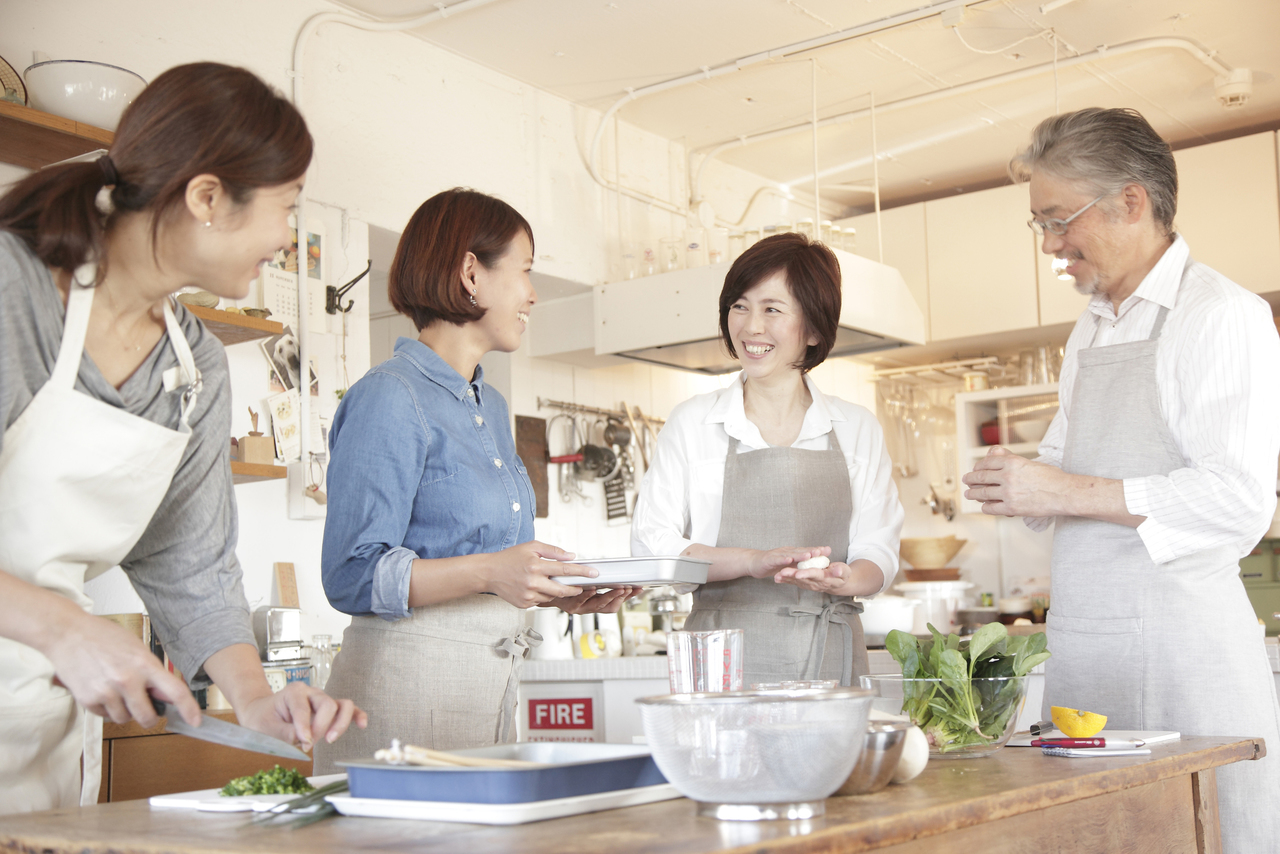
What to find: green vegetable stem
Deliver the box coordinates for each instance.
[884,622,1051,753]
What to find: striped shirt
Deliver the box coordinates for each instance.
[1029,235,1280,564]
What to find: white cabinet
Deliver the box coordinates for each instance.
[926,184,1040,341]
[1174,131,1280,296]
[837,203,930,339]
[955,383,1059,514]
[1036,244,1092,327]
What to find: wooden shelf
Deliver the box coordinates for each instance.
[0,101,113,169]
[185,304,283,346]
[230,460,286,484]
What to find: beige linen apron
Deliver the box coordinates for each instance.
[314,594,540,774]
[1044,292,1280,853]
[0,276,200,813]
[685,432,868,688]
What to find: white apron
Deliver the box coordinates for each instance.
[685,432,869,688]
[1044,289,1280,853]
[0,274,200,813]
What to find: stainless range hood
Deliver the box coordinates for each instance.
[593,248,926,375]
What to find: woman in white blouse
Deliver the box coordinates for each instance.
[631,233,903,687]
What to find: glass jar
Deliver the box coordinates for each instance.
[658,237,681,273]
[683,227,707,268]
[794,218,815,239]
[309,634,334,690]
[727,232,746,263]
[840,226,856,252]
[820,220,834,245]
[707,227,729,265]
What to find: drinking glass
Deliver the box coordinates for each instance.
[309,634,333,690]
[667,629,744,693]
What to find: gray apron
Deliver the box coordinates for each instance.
[685,431,868,688]
[1044,281,1280,853]
[314,594,540,773]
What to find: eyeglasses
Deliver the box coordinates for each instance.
[1027,195,1104,236]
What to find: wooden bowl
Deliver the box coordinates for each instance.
[903,568,961,582]
[899,536,967,569]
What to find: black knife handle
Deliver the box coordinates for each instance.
[150,695,166,717]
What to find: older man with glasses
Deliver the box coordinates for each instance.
[964,107,1280,852]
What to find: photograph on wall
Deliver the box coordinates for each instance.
[259,325,318,396]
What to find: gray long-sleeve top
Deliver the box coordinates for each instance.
[0,231,256,687]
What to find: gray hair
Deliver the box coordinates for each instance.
[1010,108,1177,236]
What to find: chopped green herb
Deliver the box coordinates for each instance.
[219,765,314,797]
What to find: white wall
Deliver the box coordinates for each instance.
[4,0,838,646]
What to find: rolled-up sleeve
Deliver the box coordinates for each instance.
[121,338,255,688]
[840,409,903,595]
[1124,299,1280,564]
[631,403,695,558]
[322,371,429,618]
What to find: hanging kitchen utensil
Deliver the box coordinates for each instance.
[620,402,648,470]
[547,414,588,504]
[549,443,619,483]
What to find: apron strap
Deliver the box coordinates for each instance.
[494,628,542,743]
[787,600,860,685]
[1147,304,1171,341]
[50,280,96,390]
[160,298,202,432]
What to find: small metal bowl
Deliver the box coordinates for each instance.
[834,722,910,796]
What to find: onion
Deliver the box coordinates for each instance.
[891,725,929,784]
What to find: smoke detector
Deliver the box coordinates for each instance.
[1214,68,1253,108]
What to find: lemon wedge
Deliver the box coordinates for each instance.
[1051,705,1108,738]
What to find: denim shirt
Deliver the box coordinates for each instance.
[321,337,535,619]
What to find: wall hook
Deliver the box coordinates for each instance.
[326,259,371,315]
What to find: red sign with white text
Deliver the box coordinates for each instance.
[528,697,594,730]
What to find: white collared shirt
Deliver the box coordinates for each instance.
[631,372,903,594]
[1030,236,1280,563]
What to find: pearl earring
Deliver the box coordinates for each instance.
[469,291,478,307]
[204,221,212,229]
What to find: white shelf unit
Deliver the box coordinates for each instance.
[956,383,1059,514]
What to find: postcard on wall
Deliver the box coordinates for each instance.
[253,215,327,328]
[267,388,302,462]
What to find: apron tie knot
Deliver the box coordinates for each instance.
[495,628,542,744]
[787,599,862,686]
[497,627,542,659]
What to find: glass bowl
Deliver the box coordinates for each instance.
[637,687,874,816]
[860,675,1026,758]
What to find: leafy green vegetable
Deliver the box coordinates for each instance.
[883,622,1051,754]
[219,765,314,797]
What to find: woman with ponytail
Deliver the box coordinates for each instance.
[0,62,364,814]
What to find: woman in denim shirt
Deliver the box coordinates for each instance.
[315,189,634,770]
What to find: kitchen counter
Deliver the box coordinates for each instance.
[0,736,1259,854]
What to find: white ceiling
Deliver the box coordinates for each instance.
[337,0,1280,216]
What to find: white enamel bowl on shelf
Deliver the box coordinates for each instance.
[24,60,146,131]
[1010,418,1052,444]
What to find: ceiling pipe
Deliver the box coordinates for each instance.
[693,36,1234,201]
[287,0,500,479]
[583,0,977,217]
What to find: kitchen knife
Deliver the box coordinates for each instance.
[151,698,311,761]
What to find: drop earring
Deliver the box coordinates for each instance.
[469,290,478,307]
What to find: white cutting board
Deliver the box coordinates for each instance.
[1007,730,1180,747]
[149,773,346,811]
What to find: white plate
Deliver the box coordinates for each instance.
[551,556,709,589]
[148,773,346,812]
[326,783,681,824]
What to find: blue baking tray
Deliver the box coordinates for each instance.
[339,743,666,804]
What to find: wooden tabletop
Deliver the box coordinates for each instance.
[0,737,1260,854]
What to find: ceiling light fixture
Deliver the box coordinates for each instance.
[1214,68,1252,108]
